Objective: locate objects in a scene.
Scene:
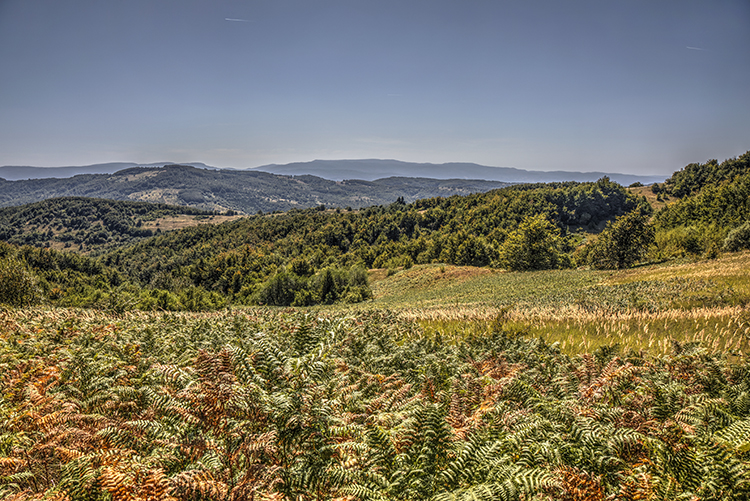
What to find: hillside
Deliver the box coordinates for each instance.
[2,154,750,501]
[0,164,510,213]
[0,197,226,253]
[0,177,649,312]
[1,150,748,312]
[649,151,750,258]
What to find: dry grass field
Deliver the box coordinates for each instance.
[140,213,243,231]
[367,251,750,357]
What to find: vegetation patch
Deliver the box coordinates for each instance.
[1,307,748,500]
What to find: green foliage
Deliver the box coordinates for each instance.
[0,255,41,306]
[724,221,750,252]
[0,174,651,311]
[254,266,372,306]
[582,209,654,269]
[660,151,750,197]
[1,308,749,500]
[651,151,750,257]
[0,196,213,252]
[498,214,565,271]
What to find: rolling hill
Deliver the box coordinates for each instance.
[0,164,510,213]
[1,159,666,185]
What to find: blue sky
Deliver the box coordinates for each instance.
[0,0,748,175]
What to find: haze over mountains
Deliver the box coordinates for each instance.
[0,164,511,214]
[252,159,666,186]
[0,159,665,185]
[0,162,215,181]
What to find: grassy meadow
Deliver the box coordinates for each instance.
[367,251,750,357]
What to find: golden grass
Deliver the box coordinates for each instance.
[140,214,243,231]
[626,185,674,211]
[413,305,749,358]
[368,252,750,357]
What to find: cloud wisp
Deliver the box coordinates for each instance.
[225,18,252,22]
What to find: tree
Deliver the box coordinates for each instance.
[584,209,654,269]
[0,255,42,306]
[723,221,750,252]
[498,214,563,271]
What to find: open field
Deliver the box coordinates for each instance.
[140,213,244,231]
[367,251,750,357]
[626,185,671,211]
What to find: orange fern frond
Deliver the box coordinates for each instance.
[556,465,605,501]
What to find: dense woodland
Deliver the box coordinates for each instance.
[1,176,650,310]
[0,198,214,252]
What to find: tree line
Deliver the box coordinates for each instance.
[2,150,750,310]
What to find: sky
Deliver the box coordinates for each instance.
[0,0,748,176]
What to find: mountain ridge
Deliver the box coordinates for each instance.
[0,164,511,213]
[1,159,665,185]
[250,159,665,185]
[0,162,215,181]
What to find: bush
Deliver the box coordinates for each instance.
[0,256,42,306]
[724,221,750,252]
[654,224,726,259]
[498,214,563,271]
[256,271,308,306]
[583,210,654,269]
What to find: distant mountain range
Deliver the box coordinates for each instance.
[252,159,666,186]
[0,164,510,213]
[0,162,215,181]
[1,159,666,185]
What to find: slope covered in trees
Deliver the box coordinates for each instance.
[98,177,646,304]
[0,177,649,309]
[651,151,750,258]
[0,164,510,213]
[4,149,750,310]
[0,197,214,252]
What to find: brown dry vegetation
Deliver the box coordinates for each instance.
[626,185,672,211]
[140,214,243,232]
[366,251,750,357]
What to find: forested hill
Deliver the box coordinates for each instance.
[657,150,750,197]
[3,150,749,311]
[650,150,750,256]
[0,164,510,213]
[0,197,218,253]
[1,177,648,310]
[97,178,646,304]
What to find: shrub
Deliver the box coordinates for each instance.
[654,224,726,259]
[255,271,308,306]
[498,214,563,271]
[0,256,42,306]
[583,210,654,269]
[724,221,750,252]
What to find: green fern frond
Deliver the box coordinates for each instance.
[714,418,750,453]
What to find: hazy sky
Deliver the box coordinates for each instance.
[1,0,748,175]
